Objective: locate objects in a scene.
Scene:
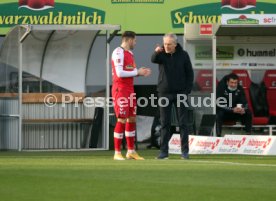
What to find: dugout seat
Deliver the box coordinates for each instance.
[89,107,104,148]
[195,70,215,92]
[198,114,216,136]
[263,70,276,117]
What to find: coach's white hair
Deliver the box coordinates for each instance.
[163,33,178,44]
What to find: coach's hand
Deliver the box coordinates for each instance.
[233,107,245,115]
[155,44,164,53]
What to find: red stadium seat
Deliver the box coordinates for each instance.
[233,70,269,125]
[195,70,216,92]
[263,70,276,116]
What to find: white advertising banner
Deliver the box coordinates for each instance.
[168,134,182,154]
[217,135,247,154]
[221,14,276,25]
[169,134,276,155]
[189,135,222,154]
[169,134,222,155]
[224,135,276,155]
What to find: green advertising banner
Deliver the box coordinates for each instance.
[196,46,234,60]
[1,0,276,35]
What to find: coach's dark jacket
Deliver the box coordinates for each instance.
[216,75,248,111]
[151,43,194,94]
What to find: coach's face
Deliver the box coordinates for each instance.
[163,37,176,54]
[227,78,238,91]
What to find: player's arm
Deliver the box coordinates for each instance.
[112,48,138,78]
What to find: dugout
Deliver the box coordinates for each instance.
[0,24,120,151]
[184,14,276,136]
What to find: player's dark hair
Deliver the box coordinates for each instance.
[122,31,136,39]
[227,73,239,81]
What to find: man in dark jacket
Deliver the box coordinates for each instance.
[216,73,252,136]
[151,33,194,159]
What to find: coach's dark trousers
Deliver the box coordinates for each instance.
[216,109,252,136]
[158,93,189,154]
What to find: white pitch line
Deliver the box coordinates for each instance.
[121,159,276,168]
[173,160,276,167]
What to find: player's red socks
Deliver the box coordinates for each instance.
[114,121,125,152]
[125,122,136,151]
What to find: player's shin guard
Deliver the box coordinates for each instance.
[125,122,136,151]
[114,121,125,152]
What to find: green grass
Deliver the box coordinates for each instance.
[0,150,276,201]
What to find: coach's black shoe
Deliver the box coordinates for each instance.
[156,152,169,159]
[181,152,189,160]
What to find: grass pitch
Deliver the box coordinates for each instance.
[0,150,276,201]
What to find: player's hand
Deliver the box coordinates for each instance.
[155,44,164,53]
[144,67,151,77]
[138,67,151,77]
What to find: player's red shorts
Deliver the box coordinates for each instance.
[112,86,136,118]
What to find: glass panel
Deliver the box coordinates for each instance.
[185,38,214,130]
[0,27,20,150]
[86,35,107,148]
